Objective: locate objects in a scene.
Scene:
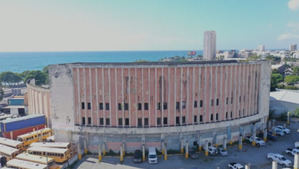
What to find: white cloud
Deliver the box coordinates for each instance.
[288,0,299,10]
[278,33,299,40]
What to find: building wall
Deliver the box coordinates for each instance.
[27,84,51,127]
[48,61,271,152]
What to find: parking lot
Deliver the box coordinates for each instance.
[74,122,299,169]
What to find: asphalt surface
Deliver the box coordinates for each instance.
[74,121,299,169]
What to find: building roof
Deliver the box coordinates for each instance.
[0,137,23,147]
[270,89,299,104]
[27,146,68,154]
[1,114,44,124]
[7,159,47,169]
[16,153,54,164]
[0,144,19,155]
[18,128,51,138]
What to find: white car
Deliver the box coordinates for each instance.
[207,146,218,155]
[218,148,228,156]
[228,162,244,169]
[267,153,292,167]
[148,147,158,164]
[275,126,290,134]
[273,128,285,136]
[246,136,265,146]
[285,148,299,156]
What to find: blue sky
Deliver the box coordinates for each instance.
[0,0,298,51]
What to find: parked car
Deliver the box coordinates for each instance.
[207,146,218,155]
[267,153,292,167]
[148,147,158,164]
[228,162,244,169]
[133,150,142,163]
[285,148,299,156]
[190,149,199,159]
[295,141,299,148]
[273,128,285,136]
[218,148,228,156]
[246,136,265,146]
[275,125,290,134]
[267,132,277,141]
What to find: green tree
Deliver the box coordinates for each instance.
[0,85,3,101]
[293,66,299,76]
[284,75,299,85]
[271,73,283,91]
[23,70,48,86]
[0,72,22,83]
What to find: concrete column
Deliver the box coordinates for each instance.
[287,112,290,125]
[245,164,250,169]
[223,137,227,150]
[77,144,82,160]
[205,141,209,156]
[185,142,189,159]
[142,144,146,162]
[263,129,267,142]
[294,153,299,169]
[164,144,167,161]
[84,139,88,154]
[10,131,13,140]
[238,136,243,150]
[120,146,124,163]
[252,125,256,146]
[198,136,202,151]
[122,142,125,157]
[161,141,165,155]
[102,143,106,156]
[272,161,277,169]
[213,132,217,147]
[98,145,102,162]
[180,140,184,154]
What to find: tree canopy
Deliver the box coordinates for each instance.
[271,73,283,91]
[0,72,22,83]
[284,75,299,85]
[0,86,3,101]
[23,70,48,86]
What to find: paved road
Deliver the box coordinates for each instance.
[74,122,299,169]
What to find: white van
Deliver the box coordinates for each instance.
[148,147,158,164]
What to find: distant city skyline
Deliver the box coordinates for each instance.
[0,0,298,52]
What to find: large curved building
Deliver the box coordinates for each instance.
[46,60,270,152]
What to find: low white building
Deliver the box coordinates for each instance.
[270,89,299,115]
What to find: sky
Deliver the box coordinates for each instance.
[0,0,298,52]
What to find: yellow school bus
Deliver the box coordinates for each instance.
[0,137,24,150]
[0,144,19,160]
[27,146,70,163]
[17,128,53,146]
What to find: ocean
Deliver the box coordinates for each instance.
[0,50,202,73]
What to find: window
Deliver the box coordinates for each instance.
[226,112,228,119]
[88,117,91,125]
[200,100,203,107]
[194,115,197,123]
[87,103,91,110]
[216,99,219,106]
[124,103,129,110]
[82,117,85,125]
[118,103,122,111]
[194,101,198,108]
[144,118,149,126]
[200,115,203,122]
[118,118,122,126]
[99,103,103,110]
[230,111,233,118]
[239,110,241,116]
[226,97,228,104]
[144,103,149,110]
[99,118,104,125]
[163,102,168,110]
[138,118,142,127]
[231,97,233,104]
[138,103,142,110]
[105,103,110,110]
[125,118,129,126]
[157,102,161,110]
[163,117,168,125]
[211,99,214,106]
[106,118,110,125]
[210,114,213,121]
[182,101,186,109]
[216,113,219,121]
[176,102,180,110]
[182,116,186,124]
[157,118,161,125]
[81,102,85,110]
[176,116,180,125]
